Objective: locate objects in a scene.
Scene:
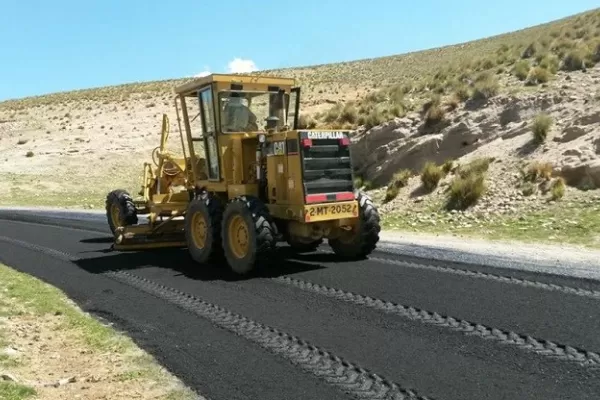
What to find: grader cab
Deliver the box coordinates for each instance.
[105,73,381,275]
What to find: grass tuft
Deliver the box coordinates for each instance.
[420,162,444,191]
[551,177,566,200]
[531,113,553,143]
[523,160,554,182]
[384,169,412,203]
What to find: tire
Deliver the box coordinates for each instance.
[329,190,380,259]
[185,191,223,264]
[287,237,323,253]
[106,189,138,234]
[221,195,276,275]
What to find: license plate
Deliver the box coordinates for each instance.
[304,201,358,222]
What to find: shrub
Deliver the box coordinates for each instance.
[560,49,587,71]
[298,114,317,129]
[424,103,445,126]
[339,103,358,124]
[391,169,412,189]
[384,186,399,203]
[457,157,491,178]
[446,172,487,210]
[420,162,443,191]
[531,113,553,143]
[323,103,343,123]
[445,95,460,111]
[525,66,550,85]
[363,180,374,190]
[550,177,566,200]
[523,160,553,182]
[442,159,455,174]
[512,60,530,80]
[592,40,600,64]
[384,169,412,202]
[521,42,538,58]
[538,53,560,73]
[25,151,34,158]
[353,176,364,189]
[470,74,499,101]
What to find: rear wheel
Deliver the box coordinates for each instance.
[221,196,276,275]
[185,191,223,264]
[329,191,380,259]
[105,189,138,234]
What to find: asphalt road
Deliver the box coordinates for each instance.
[1,209,600,400]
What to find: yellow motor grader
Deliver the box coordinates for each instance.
[105,73,381,275]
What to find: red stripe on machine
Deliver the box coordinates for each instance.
[305,194,328,203]
[335,192,355,201]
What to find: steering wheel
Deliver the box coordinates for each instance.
[151,146,163,167]
[151,147,181,176]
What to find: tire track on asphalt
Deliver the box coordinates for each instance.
[4,232,600,373]
[316,249,600,300]
[270,274,600,369]
[0,235,433,400]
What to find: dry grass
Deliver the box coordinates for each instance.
[523,160,554,182]
[384,169,412,203]
[531,112,554,143]
[445,157,490,210]
[551,177,566,200]
[420,162,444,191]
[445,172,487,210]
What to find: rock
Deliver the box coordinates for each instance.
[1,373,18,382]
[58,376,77,386]
[553,125,588,143]
[559,159,600,188]
[1,347,19,356]
[562,148,583,157]
[592,137,600,154]
[574,111,600,126]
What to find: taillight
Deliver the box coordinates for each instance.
[339,137,350,146]
[301,138,313,148]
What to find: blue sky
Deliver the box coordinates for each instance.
[0,0,598,101]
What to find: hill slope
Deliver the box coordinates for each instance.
[0,7,599,247]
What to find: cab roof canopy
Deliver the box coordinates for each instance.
[173,73,296,97]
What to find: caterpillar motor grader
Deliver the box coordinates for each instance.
[105,73,381,275]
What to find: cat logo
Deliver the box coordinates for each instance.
[273,141,285,155]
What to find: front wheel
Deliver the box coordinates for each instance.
[185,191,223,264]
[221,196,276,275]
[329,191,381,259]
[105,189,138,234]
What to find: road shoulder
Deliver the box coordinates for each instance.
[0,262,201,400]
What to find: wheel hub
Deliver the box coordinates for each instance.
[191,212,207,249]
[229,214,249,259]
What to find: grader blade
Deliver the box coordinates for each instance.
[112,220,187,251]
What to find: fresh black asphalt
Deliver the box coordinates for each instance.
[1,211,599,400]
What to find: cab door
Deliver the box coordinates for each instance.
[198,86,221,181]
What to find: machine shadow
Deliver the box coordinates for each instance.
[75,237,327,282]
[80,237,114,244]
